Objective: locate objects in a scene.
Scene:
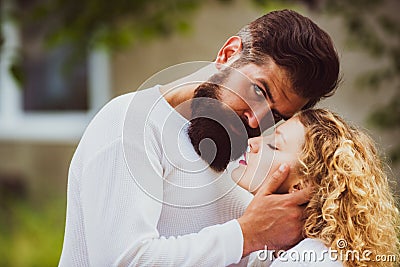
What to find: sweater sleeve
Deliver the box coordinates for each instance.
[116,219,243,266]
[59,93,245,266]
[77,137,244,267]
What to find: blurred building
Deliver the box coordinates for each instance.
[0,0,399,200]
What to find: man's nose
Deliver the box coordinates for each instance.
[247,136,263,153]
[243,106,270,129]
[243,110,259,129]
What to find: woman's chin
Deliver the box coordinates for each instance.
[231,165,250,191]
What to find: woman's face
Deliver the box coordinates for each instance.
[231,117,305,194]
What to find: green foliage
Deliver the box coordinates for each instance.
[0,197,65,267]
[9,56,24,87]
[328,0,400,164]
[251,0,298,10]
[367,96,400,129]
[8,0,232,89]
[16,0,230,52]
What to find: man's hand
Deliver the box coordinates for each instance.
[237,164,310,257]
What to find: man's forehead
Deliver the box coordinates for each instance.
[237,62,291,86]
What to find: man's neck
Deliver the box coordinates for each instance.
[161,83,197,109]
[159,62,219,119]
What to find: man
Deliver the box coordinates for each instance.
[59,9,340,266]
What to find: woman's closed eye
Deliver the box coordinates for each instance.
[267,143,278,150]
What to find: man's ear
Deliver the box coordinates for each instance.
[215,36,243,68]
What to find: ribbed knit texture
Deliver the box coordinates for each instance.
[59,86,253,266]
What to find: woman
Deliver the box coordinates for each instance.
[231,109,400,267]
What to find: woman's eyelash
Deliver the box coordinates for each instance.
[267,144,278,150]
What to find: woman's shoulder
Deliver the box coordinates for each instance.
[272,238,344,267]
[290,238,329,252]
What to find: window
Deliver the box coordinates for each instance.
[0,1,111,142]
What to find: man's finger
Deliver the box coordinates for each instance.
[256,164,289,196]
[284,186,312,206]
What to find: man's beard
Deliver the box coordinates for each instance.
[187,82,261,173]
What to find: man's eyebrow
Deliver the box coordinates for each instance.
[275,129,286,144]
[258,78,291,121]
[259,79,275,103]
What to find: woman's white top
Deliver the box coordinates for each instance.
[248,238,344,267]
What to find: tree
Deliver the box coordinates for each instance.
[324,0,400,164]
[15,0,233,51]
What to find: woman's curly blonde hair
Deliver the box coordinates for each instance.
[296,109,400,267]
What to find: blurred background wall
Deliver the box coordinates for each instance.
[0,0,399,266]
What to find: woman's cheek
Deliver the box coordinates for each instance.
[248,161,274,192]
[231,166,246,183]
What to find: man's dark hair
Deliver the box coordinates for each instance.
[235,9,340,108]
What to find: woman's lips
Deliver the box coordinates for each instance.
[239,152,247,165]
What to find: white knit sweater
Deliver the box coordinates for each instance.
[59,86,253,266]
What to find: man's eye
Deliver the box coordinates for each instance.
[253,84,265,98]
[267,144,278,150]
